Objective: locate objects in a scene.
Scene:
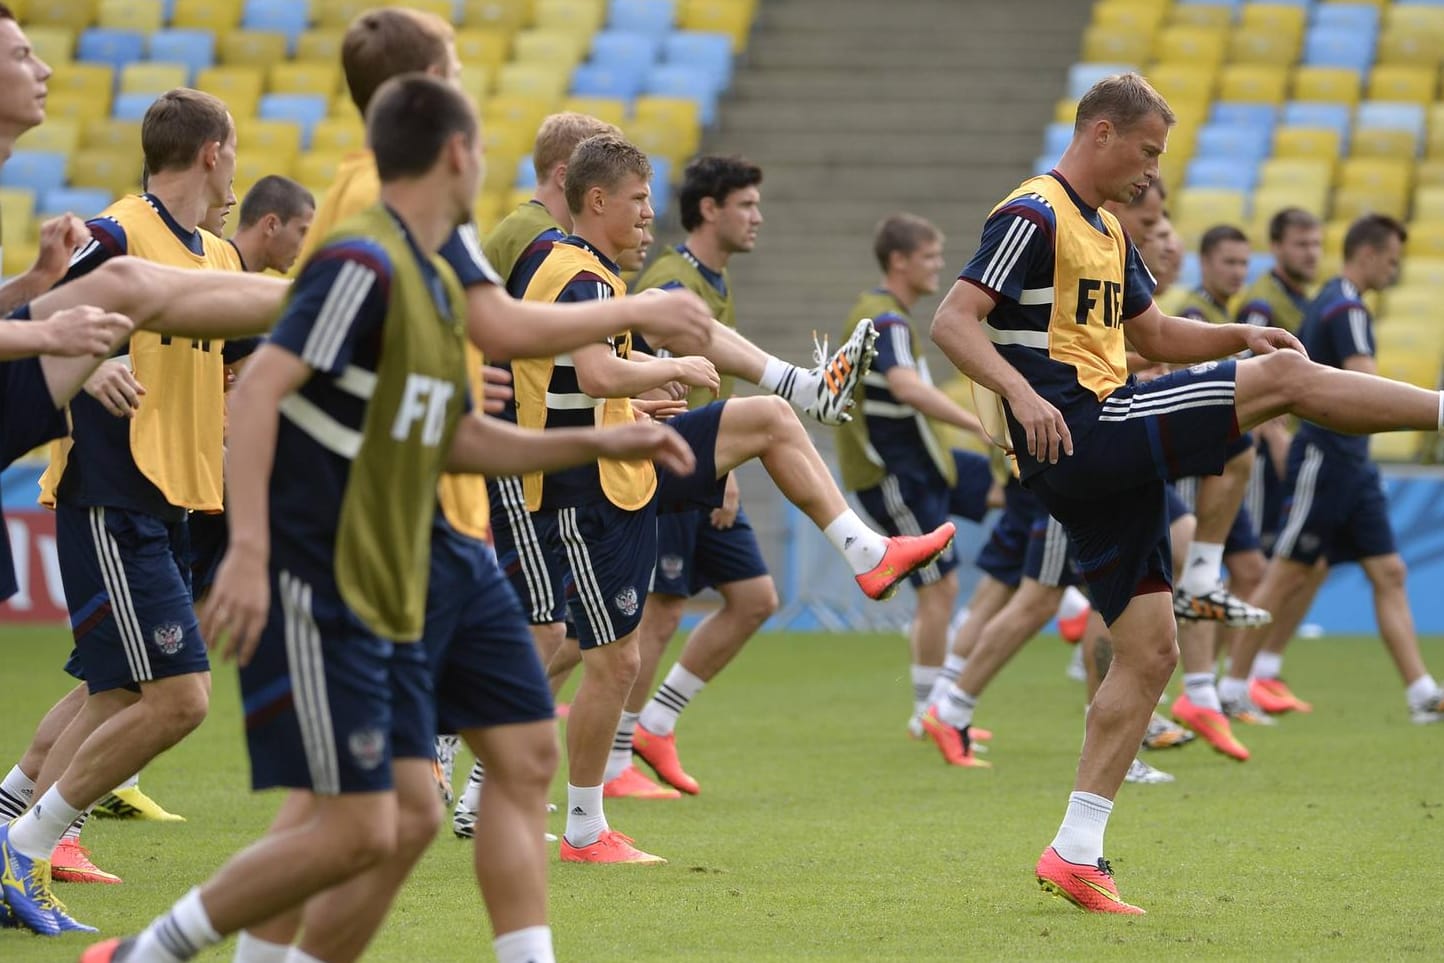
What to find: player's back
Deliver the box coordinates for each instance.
[1296,276,1373,461]
[1235,268,1309,331]
[485,200,565,298]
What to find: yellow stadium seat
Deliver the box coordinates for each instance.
[1400,255,1444,286]
[505,186,533,211]
[220,31,290,70]
[1145,63,1217,106]
[26,27,76,66]
[1154,26,1228,68]
[459,65,494,103]
[1370,432,1427,463]
[197,66,265,119]
[1414,185,1444,221]
[314,0,376,29]
[310,117,365,152]
[472,189,506,233]
[293,152,347,191]
[1351,128,1418,161]
[1340,157,1412,193]
[1406,220,1444,257]
[295,30,345,65]
[1322,218,1351,260]
[1274,126,1343,161]
[1380,289,1444,325]
[4,242,39,278]
[460,0,533,33]
[171,0,242,33]
[1228,28,1302,66]
[18,119,80,155]
[1259,158,1333,190]
[455,29,511,71]
[511,29,586,68]
[1170,4,1233,28]
[1175,188,1248,237]
[68,149,143,198]
[679,0,755,53]
[232,152,291,202]
[1385,3,1444,35]
[98,0,162,32]
[1091,2,1167,38]
[236,119,301,168]
[1332,185,1408,221]
[82,119,142,154]
[49,62,113,106]
[634,96,701,139]
[628,118,698,169]
[0,188,36,247]
[1054,98,1077,124]
[482,94,552,135]
[1292,66,1363,106]
[1252,185,1329,228]
[497,62,569,101]
[28,0,96,33]
[43,93,109,126]
[1219,65,1288,104]
[534,0,606,36]
[1426,105,1444,158]
[482,151,526,193]
[1376,28,1444,67]
[561,96,628,129]
[1368,65,1437,105]
[1240,3,1307,35]
[1080,24,1151,65]
[120,63,188,96]
[270,62,342,98]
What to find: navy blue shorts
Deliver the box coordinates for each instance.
[1273,442,1396,566]
[241,567,433,793]
[56,503,207,694]
[1024,502,1080,589]
[651,505,769,597]
[423,519,554,732]
[542,500,656,649]
[187,510,228,599]
[489,475,569,625]
[655,400,727,512]
[854,449,994,588]
[1249,443,1286,556]
[0,357,65,465]
[975,480,1034,588]
[1165,484,1191,524]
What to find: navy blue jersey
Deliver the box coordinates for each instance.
[506,226,567,300]
[1296,276,1375,463]
[65,194,205,280]
[865,300,940,478]
[438,222,503,289]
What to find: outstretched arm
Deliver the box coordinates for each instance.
[0,215,91,317]
[445,412,695,478]
[571,341,720,400]
[1125,302,1305,363]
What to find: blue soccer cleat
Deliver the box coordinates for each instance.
[0,821,61,936]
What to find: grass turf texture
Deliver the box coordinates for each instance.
[2,625,1441,961]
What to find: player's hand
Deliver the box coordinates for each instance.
[27,215,89,288]
[39,305,133,357]
[480,363,513,414]
[202,545,270,667]
[632,397,688,422]
[84,360,145,418]
[629,289,714,356]
[1241,324,1306,358]
[597,420,696,476]
[1004,385,1072,464]
[710,473,740,530]
[669,356,720,397]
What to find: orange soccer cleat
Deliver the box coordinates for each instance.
[857,523,956,601]
[1171,693,1249,761]
[1035,847,1146,915]
[1250,677,1312,714]
[51,839,122,885]
[919,707,992,768]
[632,725,700,795]
[560,829,666,865]
[602,765,682,800]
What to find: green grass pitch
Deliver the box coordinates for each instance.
[3,625,1442,961]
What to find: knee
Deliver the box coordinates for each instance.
[1225,553,1265,595]
[1370,556,1408,591]
[590,640,641,691]
[144,676,210,739]
[398,791,442,855]
[728,581,780,627]
[1261,349,1312,396]
[752,395,798,439]
[487,726,560,795]
[336,818,398,875]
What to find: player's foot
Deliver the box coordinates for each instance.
[632,725,700,795]
[80,937,137,961]
[603,765,682,800]
[1171,693,1249,761]
[560,829,667,865]
[92,786,185,821]
[1173,585,1271,627]
[1035,847,1146,915]
[434,734,459,804]
[0,822,61,935]
[1065,646,1086,682]
[1142,711,1195,749]
[1222,694,1278,727]
[801,318,878,425]
[452,799,476,839]
[1124,757,1174,784]
[1250,676,1312,714]
[431,759,453,807]
[1409,690,1444,724]
[857,523,956,601]
[51,839,122,884]
[1058,607,1090,644]
[919,707,992,768]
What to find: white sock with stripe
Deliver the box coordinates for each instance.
[8,784,80,859]
[1184,672,1222,713]
[117,771,141,791]
[564,784,607,848]
[928,654,967,707]
[1251,651,1283,680]
[758,356,819,409]
[822,511,888,575]
[459,761,485,814]
[1218,675,1249,706]
[133,887,220,962]
[0,764,34,820]
[60,809,90,843]
[935,683,977,729]
[910,664,939,716]
[1179,541,1224,595]
[605,713,639,783]
[234,931,291,963]
[1050,791,1113,865]
[494,925,556,963]
[639,663,706,737]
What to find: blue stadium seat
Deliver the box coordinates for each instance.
[515,154,538,190]
[113,92,158,120]
[1314,4,1381,33]
[1194,123,1273,162]
[1067,63,1129,100]
[39,187,113,219]
[242,0,310,53]
[645,65,718,125]
[592,29,662,66]
[1245,253,1273,286]
[1281,101,1353,138]
[609,0,675,38]
[1043,122,1073,157]
[662,31,732,93]
[571,63,647,100]
[1303,27,1374,72]
[1186,157,1258,192]
[258,94,328,148]
[1211,102,1277,131]
[77,29,147,72]
[1356,101,1427,137]
[1178,253,1202,292]
[649,154,672,217]
[148,30,215,83]
[0,152,69,196]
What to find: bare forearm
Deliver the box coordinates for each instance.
[0,271,53,320]
[894,379,986,434]
[1132,316,1251,365]
[930,306,1031,399]
[0,320,55,360]
[470,291,639,361]
[223,386,279,559]
[577,353,682,399]
[446,414,615,476]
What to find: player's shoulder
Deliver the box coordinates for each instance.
[1317,277,1367,315]
[299,236,394,286]
[990,189,1057,226]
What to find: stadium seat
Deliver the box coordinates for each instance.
[197,66,265,118]
[1211,102,1278,130]
[38,187,113,221]
[236,119,301,170]
[458,65,493,102]
[0,188,37,247]
[454,30,511,71]
[49,62,113,106]
[242,0,311,52]
[609,0,676,38]
[295,29,345,65]
[82,119,143,154]
[1259,157,1333,190]
[460,0,532,33]
[121,63,188,96]
[270,62,342,98]
[148,30,216,82]
[26,27,77,67]
[1366,66,1436,107]
[0,152,69,196]
[309,116,366,152]
[629,96,701,165]
[1091,0,1167,33]
[258,95,327,149]
[1251,185,1329,229]
[498,63,571,101]
[77,28,147,72]
[1054,98,1076,124]
[645,64,718,125]
[1302,27,1374,72]
[220,31,290,70]
[662,31,732,92]
[1416,158,1444,187]
[591,30,663,68]
[28,0,97,33]
[1282,101,1354,138]
[1381,287,1444,325]
[1400,254,1444,287]
[1175,188,1249,244]
[97,0,162,34]
[112,92,158,121]
[1375,28,1444,67]
[649,153,672,216]
[1219,64,1288,104]
[232,152,287,200]
[1332,184,1408,220]
[483,94,553,136]
[1406,220,1444,257]
[44,93,110,126]
[394,0,455,24]
[1080,24,1152,65]
[679,0,755,53]
[1155,25,1228,68]
[1292,66,1364,107]
[536,0,608,37]
[513,30,588,69]
[1340,157,1414,194]
[1239,3,1307,36]
[292,152,347,192]
[571,63,647,100]
[561,96,628,128]
[1188,157,1258,192]
[1352,128,1419,159]
[1043,122,1073,158]
[1322,218,1350,261]
[1228,28,1302,66]
[18,119,81,156]
[1358,101,1427,138]
[313,0,372,28]
[170,0,243,34]
[1145,62,1217,111]
[1067,63,1133,100]
[1170,3,1235,29]
[1315,3,1381,35]
[1195,123,1273,163]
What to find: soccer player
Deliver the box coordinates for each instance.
[1177,225,1249,326]
[930,73,1444,914]
[226,175,316,274]
[1236,208,1322,334]
[512,133,954,864]
[77,74,695,963]
[1221,214,1444,725]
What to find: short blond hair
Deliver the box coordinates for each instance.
[533,112,621,180]
[1074,72,1176,133]
[564,134,651,215]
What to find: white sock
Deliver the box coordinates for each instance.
[1058,585,1090,620]
[60,809,90,843]
[9,784,81,859]
[1179,541,1225,595]
[133,887,221,962]
[564,783,607,848]
[758,355,818,408]
[284,950,324,963]
[0,764,34,820]
[1251,651,1283,680]
[494,925,556,963]
[929,654,966,706]
[639,663,707,737]
[934,683,977,729]
[1407,673,1440,706]
[1183,672,1222,712]
[235,931,292,963]
[604,712,639,783]
[910,664,939,716]
[118,771,140,791]
[1049,791,1113,865]
[822,510,888,575]
[458,760,484,815]
[1218,675,1250,705]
